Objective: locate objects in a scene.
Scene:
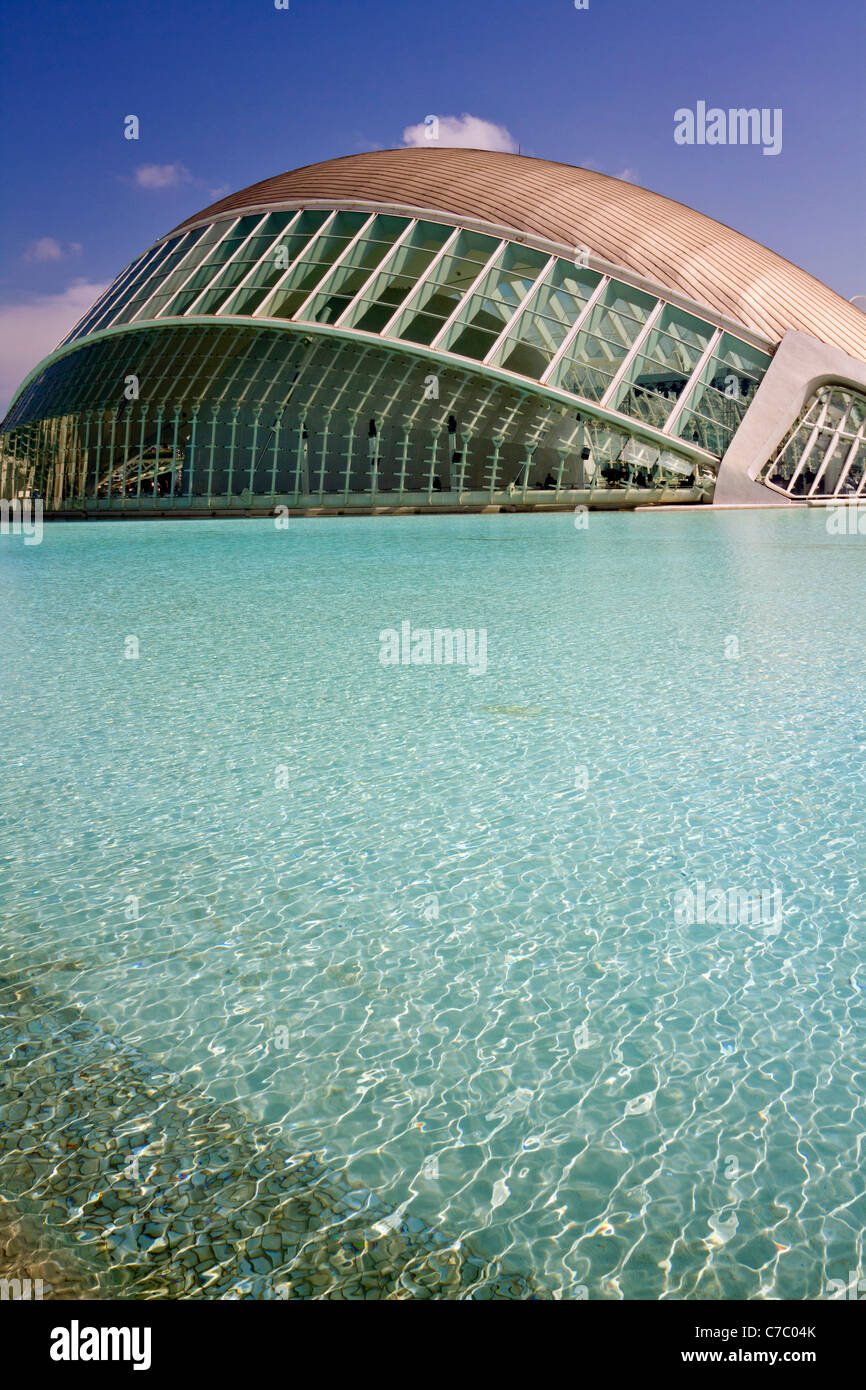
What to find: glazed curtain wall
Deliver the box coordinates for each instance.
[0,326,708,509]
[54,209,772,461]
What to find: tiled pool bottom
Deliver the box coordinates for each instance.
[1,970,527,1298]
[1,510,865,1300]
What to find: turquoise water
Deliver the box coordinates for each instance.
[1,510,864,1299]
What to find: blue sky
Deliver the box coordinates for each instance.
[1,0,864,412]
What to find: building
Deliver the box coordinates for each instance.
[2,147,865,515]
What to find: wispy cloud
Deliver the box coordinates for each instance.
[129,165,230,204]
[23,237,83,262]
[402,114,518,153]
[133,163,195,190]
[0,280,108,418]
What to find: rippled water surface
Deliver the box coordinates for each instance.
[1,510,864,1298]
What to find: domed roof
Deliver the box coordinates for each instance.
[174,147,866,361]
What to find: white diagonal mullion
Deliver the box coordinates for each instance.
[96,245,175,329]
[828,414,866,496]
[100,239,191,331]
[429,240,507,350]
[254,210,339,318]
[334,218,418,328]
[134,227,212,322]
[67,253,149,340]
[293,213,377,323]
[600,299,666,409]
[379,226,462,339]
[664,327,722,434]
[482,255,557,367]
[182,214,271,318]
[127,228,206,323]
[135,220,239,324]
[785,389,833,494]
[808,413,847,497]
[539,275,609,386]
[216,211,303,316]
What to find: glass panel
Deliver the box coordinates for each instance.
[548,280,656,398]
[147,221,242,317]
[764,430,811,489]
[547,282,653,401]
[616,379,678,427]
[532,261,600,327]
[129,231,239,322]
[388,230,500,345]
[489,261,600,377]
[493,314,565,377]
[67,248,162,341]
[673,332,770,454]
[109,235,196,326]
[257,212,371,320]
[551,360,615,401]
[840,439,866,493]
[675,410,736,457]
[186,219,301,317]
[155,220,268,317]
[221,211,329,317]
[813,433,855,494]
[128,229,220,317]
[611,306,713,425]
[681,378,752,426]
[340,221,454,333]
[714,333,771,380]
[847,396,866,432]
[435,244,548,359]
[602,282,656,324]
[438,323,501,361]
[301,215,410,325]
[759,387,866,496]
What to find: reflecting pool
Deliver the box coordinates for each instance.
[1,510,864,1298]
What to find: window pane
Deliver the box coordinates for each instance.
[437,243,548,355]
[110,235,195,325]
[388,230,500,343]
[340,221,454,332]
[301,215,410,324]
[489,261,600,376]
[676,410,736,456]
[68,247,162,340]
[221,211,329,316]
[256,213,372,320]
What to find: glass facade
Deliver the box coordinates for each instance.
[49,208,771,462]
[672,333,771,457]
[3,203,795,516]
[0,324,704,511]
[758,386,866,498]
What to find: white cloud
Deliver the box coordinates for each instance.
[402,114,518,153]
[130,165,229,204]
[134,163,194,190]
[24,237,83,263]
[0,280,108,418]
[616,167,638,183]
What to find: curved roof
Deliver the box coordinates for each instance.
[174,147,866,361]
